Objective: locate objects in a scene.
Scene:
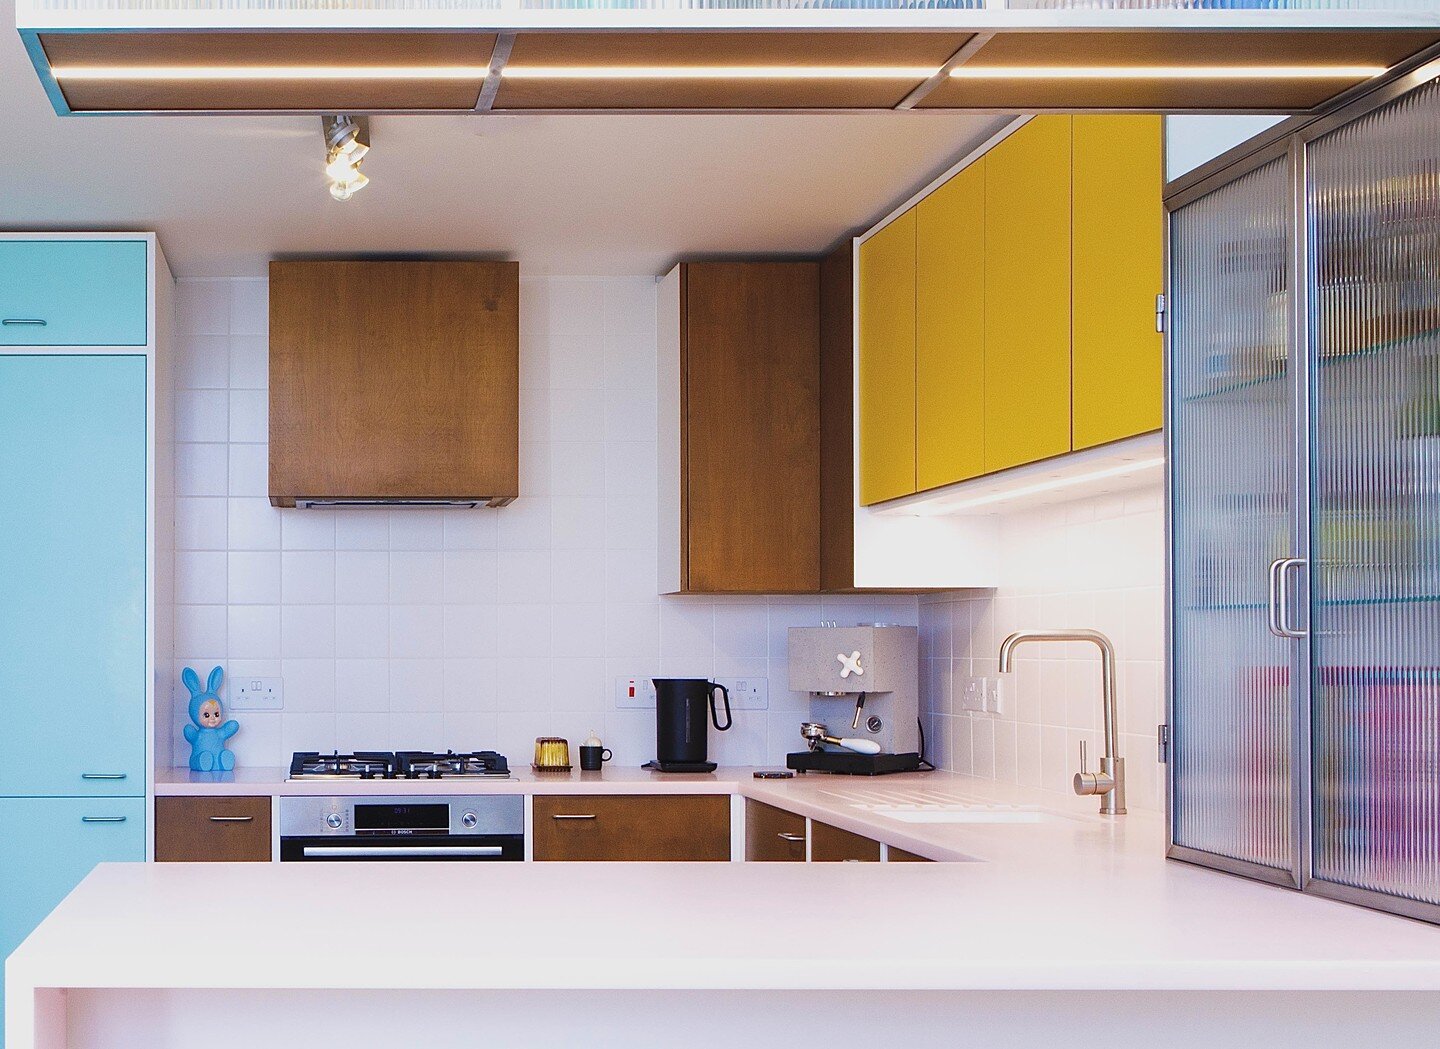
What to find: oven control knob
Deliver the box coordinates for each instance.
[461,811,478,829]
[325,812,343,830]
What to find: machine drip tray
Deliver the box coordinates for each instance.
[786,751,923,776]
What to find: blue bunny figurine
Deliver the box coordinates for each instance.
[182,666,239,772]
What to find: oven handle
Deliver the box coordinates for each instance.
[301,844,504,859]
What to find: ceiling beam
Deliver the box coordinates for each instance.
[894,32,994,111]
[475,30,515,112]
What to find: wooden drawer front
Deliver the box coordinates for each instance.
[887,846,933,863]
[0,240,148,346]
[155,796,272,862]
[533,795,730,862]
[745,800,806,862]
[810,820,882,862]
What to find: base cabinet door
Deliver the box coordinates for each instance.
[0,797,144,1037]
[745,800,807,861]
[155,796,272,862]
[533,795,730,861]
[810,820,882,862]
[887,846,932,863]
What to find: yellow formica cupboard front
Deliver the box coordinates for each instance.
[858,206,918,505]
[1072,114,1164,450]
[917,156,986,491]
[984,115,1073,475]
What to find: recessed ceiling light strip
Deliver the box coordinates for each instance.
[501,65,938,80]
[52,65,493,80]
[949,65,1385,80]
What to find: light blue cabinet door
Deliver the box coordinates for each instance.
[0,797,145,1047]
[0,355,147,797]
[0,241,148,346]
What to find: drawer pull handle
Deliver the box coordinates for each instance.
[82,772,127,780]
[551,814,597,820]
[777,832,805,843]
[208,816,255,823]
[2,318,47,326]
[81,816,128,824]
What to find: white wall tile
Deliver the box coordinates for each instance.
[166,277,912,766]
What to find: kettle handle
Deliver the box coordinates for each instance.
[709,682,733,732]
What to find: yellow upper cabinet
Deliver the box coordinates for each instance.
[917,156,986,491]
[859,207,917,505]
[984,115,1074,474]
[1072,114,1164,450]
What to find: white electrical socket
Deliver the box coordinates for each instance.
[615,677,657,709]
[959,676,987,713]
[715,677,768,711]
[984,676,1006,716]
[231,677,283,711]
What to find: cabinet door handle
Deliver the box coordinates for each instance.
[81,816,128,824]
[81,772,128,780]
[208,816,254,823]
[776,832,805,842]
[551,814,597,820]
[2,318,47,326]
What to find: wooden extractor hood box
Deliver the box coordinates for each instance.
[268,260,519,508]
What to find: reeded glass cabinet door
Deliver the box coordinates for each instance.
[1307,79,1440,918]
[1168,156,1300,882]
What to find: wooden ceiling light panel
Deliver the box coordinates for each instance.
[493,31,973,110]
[917,30,1440,111]
[41,31,498,112]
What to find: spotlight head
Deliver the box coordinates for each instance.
[321,114,371,201]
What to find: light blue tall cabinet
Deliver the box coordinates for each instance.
[0,235,172,1046]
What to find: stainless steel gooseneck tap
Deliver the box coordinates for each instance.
[997,629,1126,816]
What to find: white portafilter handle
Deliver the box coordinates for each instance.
[835,737,881,755]
[800,721,882,755]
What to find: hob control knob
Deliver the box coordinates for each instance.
[461,811,478,829]
[325,812,343,830]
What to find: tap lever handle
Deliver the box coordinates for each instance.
[1080,739,1089,774]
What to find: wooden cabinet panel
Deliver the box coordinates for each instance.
[819,243,859,593]
[1072,114,1164,450]
[984,116,1073,473]
[887,845,932,862]
[682,262,820,593]
[858,207,917,505]
[810,819,882,862]
[533,795,730,862]
[917,158,987,491]
[745,800,807,862]
[155,796,272,862]
[268,260,519,507]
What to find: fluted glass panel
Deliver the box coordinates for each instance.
[1170,157,1295,871]
[1308,79,1440,906]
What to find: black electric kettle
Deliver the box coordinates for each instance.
[649,678,732,772]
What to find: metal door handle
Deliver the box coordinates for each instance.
[1274,557,1307,639]
[81,816,128,823]
[551,814,597,820]
[776,832,805,843]
[81,772,127,780]
[301,845,502,858]
[1267,558,1285,638]
[2,318,47,326]
[208,816,254,823]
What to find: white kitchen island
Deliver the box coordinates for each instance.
[11,775,1440,1049]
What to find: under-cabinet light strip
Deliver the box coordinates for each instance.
[912,457,1167,515]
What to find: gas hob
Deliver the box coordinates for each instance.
[287,750,511,781]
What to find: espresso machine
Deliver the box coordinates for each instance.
[786,625,923,775]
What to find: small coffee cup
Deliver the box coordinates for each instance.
[579,745,612,771]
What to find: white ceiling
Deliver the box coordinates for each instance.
[0,4,1006,278]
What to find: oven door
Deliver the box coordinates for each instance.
[280,834,524,861]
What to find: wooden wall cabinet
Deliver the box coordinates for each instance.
[660,262,821,594]
[533,795,731,861]
[268,260,519,508]
[744,800,807,861]
[155,796,272,862]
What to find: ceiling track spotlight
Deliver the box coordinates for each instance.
[322,114,370,202]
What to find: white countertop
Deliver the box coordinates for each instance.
[16,773,1440,996]
[155,764,748,796]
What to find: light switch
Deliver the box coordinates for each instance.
[231,676,283,711]
[715,677,768,711]
[615,677,657,709]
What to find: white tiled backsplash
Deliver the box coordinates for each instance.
[167,276,919,770]
[918,488,1167,811]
